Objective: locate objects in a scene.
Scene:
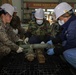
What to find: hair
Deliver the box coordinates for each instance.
[10,16,21,29]
[68,9,74,16]
[61,9,75,18]
[0,8,7,16]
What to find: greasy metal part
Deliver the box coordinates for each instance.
[24,45,35,61]
[21,44,54,62]
[26,53,35,61]
[20,43,54,49]
[36,49,45,63]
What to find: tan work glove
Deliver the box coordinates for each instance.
[16,47,23,53]
[13,29,18,34]
[24,37,29,44]
[41,41,45,44]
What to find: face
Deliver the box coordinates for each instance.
[36,18,43,25]
[58,13,71,25]
[5,13,12,23]
[13,12,17,16]
[59,16,68,23]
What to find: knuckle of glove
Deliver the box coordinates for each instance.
[17,47,23,53]
[47,40,53,45]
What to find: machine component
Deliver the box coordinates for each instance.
[20,44,54,62]
[25,48,35,62]
[20,43,54,49]
[36,49,45,63]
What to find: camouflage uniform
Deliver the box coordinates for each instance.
[50,22,61,38]
[27,19,52,43]
[0,18,19,58]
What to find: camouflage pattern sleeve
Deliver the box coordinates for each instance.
[27,21,37,35]
[17,26,26,39]
[0,26,19,51]
[7,25,20,42]
[46,21,52,35]
[47,22,60,37]
[28,21,33,32]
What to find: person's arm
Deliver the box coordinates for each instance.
[46,21,52,35]
[25,22,36,38]
[64,20,76,49]
[53,20,76,55]
[47,40,64,55]
[7,25,20,42]
[47,20,76,55]
[0,27,19,51]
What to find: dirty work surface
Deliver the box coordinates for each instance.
[0,52,75,75]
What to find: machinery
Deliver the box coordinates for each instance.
[20,43,54,63]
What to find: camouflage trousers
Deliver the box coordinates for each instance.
[0,46,11,59]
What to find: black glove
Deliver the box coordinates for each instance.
[52,37,62,45]
[24,32,32,38]
[54,44,65,55]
